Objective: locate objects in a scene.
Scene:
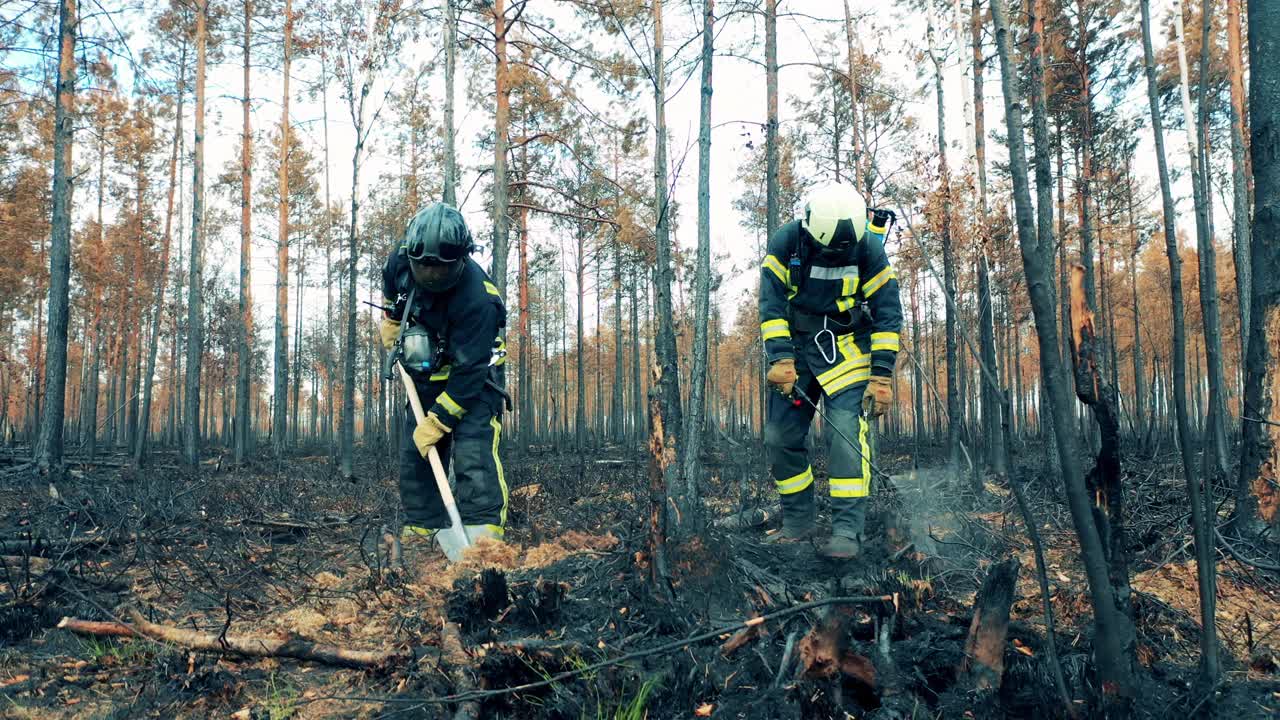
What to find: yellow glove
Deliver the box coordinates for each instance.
[413,412,452,457]
[862,376,894,418]
[767,358,797,396]
[379,316,401,351]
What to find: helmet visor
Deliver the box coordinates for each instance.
[405,234,467,263]
[410,256,464,292]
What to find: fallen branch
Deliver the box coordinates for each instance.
[1215,528,1280,572]
[317,594,896,709]
[58,607,408,669]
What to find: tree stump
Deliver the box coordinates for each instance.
[959,557,1021,691]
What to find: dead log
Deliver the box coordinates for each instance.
[58,608,409,669]
[958,557,1021,690]
[440,621,481,720]
[1,555,51,576]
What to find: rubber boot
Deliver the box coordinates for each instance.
[763,485,817,544]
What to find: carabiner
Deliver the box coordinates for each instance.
[815,316,838,365]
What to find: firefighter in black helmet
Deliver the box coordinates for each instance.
[379,202,508,559]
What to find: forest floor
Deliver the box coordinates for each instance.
[1,437,1278,719]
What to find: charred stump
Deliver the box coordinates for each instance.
[959,556,1021,691]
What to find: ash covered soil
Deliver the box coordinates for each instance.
[0,441,1277,719]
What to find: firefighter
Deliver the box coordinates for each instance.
[758,182,902,559]
[379,202,508,560]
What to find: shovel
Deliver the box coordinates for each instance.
[395,361,471,562]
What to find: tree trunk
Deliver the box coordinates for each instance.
[843,0,862,193]
[321,52,334,454]
[991,1,1136,710]
[927,7,963,478]
[765,0,778,236]
[575,222,586,452]
[35,0,77,472]
[292,211,304,445]
[1127,170,1146,444]
[1142,0,1220,683]
[274,0,293,456]
[973,0,1004,474]
[911,276,924,455]
[517,204,530,446]
[1074,0,1098,315]
[1227,0,1251,369]
[1174,0,1228,479]
[137,47,185,466]
[340,146,361,477]
[959,557,1020,691]
[680,0,713,529]
[442,0,457,206]
[652,0,688,532]
[1238,0,1280,541]
[1069,265,1132,623]
[612,230,624,444]
[490,0,511,299]
[235,0,254,464]
[184,0,208,468]
[631,266,642,444]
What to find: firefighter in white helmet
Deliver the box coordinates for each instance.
[758,182,902,559]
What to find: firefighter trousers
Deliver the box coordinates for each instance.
[764,337,873,540]
[398,380,508,536]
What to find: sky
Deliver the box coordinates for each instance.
[22,0,1216,374]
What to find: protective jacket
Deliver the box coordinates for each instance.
[759,216,902,391]
[381,252,507,430]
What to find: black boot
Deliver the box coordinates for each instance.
[763,486,816,544]
[820,496,866,558]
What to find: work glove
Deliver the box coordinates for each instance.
[862,376,894,418]
[413,412,452,457]
[767,358,797,396]
[379,316,401,351]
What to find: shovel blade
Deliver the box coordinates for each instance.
[435,525,471,563]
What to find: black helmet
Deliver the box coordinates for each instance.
[402,202,473,292]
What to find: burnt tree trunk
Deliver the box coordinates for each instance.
[991,0,1136,710]
[647,366,673,603]
[1239,0,1280,541]
[1069,265,1131,620]
[652,0,687,531]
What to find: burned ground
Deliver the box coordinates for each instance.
[0,440,1277,719]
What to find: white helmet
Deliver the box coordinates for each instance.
[800,182,867,252]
